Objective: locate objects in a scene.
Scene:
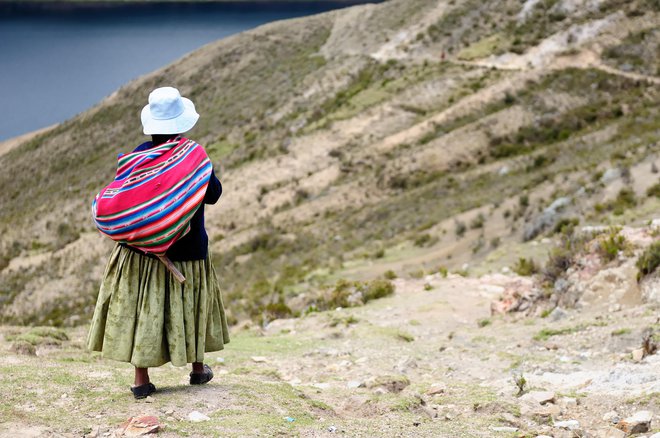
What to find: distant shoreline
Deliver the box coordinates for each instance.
[0,0,374,13]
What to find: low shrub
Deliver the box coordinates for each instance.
[647,182,660,198]
[513,257,539,276]
[637,241,660,281]
[596,231,629,262]
[595,188,637,216]
[455,221,467,238]
[470,213,485,229]
[552,217,580,235]
[383,270,397,280]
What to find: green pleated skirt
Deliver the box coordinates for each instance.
[86,244,229,368]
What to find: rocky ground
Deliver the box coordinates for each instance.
[1,225,658,437]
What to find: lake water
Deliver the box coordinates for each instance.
[0,1,377,141]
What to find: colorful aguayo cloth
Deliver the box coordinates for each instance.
[92,137,212,254]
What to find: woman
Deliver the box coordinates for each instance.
[87,87,229,399]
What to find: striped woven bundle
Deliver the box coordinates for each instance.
[92,137,212,255]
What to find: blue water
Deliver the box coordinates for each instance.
[0,1,377,140]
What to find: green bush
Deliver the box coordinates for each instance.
[596,231,629,262]
[327,279,395,309]
[637,242,660,281]
[364,279,395,301]
[552,217,580,235]
[595,188,637,216]
[455,221,467,238]
[513,257,539,276]
[470,213,485,229]
[383,270,397,280]
[647,182,660,198]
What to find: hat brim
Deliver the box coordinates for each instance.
[141,97,199,135]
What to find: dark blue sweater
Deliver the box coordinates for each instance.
[122,140,222,261]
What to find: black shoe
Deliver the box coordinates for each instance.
[190,364,214,385]
[130,382,156,399]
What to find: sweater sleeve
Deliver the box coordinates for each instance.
[204,167,222,205]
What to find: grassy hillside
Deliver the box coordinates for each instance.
[0,0,658,326]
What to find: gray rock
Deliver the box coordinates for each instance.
[602,411,620,424]
[617,410,652,434]
[601,167,621,184]
[554,420,580,430]
[554,278,570,294]
[187,411,210,422]
[520,391,556,405]
[395,356,418,373]
[523,197,571,241]
[549,307,568,321]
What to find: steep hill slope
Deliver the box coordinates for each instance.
[0,0,659,326]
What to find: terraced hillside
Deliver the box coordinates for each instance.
[0,0,658,326]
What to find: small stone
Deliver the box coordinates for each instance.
[426,382,447,395]
[164,409,174,416]
[617,411,652,434]
[421,407,437,419]
[632,348,645,362]
[216,357,225,363]
[187,411,210,422]
[554,419,580,430]
[328,425,337,433]
[521,391,556,405]
[602,411,620,424]
[601,167,621,184]
[395,356,418,373]
[251,356,267,363]
[560,397,577,407]
[347,380,364,389]
[144,396,154,403]
[166,417,174,422]
[118,415,160,436]
[500,412,519,426]
[609,303,622,312]
[549,307,568,321]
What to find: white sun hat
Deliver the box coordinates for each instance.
[140,87,199,135]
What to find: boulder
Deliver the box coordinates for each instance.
[616,410,652,434]
[523,197,571,241]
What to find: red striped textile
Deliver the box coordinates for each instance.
[92,137,212,255]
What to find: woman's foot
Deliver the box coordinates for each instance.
[130,382,157,399]
[132,366,155,399]
[190,364,213,385]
